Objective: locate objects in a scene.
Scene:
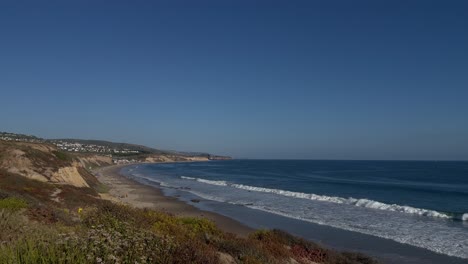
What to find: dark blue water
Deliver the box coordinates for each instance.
[123,160,468,259]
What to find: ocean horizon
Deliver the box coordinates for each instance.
[122,159,468,262]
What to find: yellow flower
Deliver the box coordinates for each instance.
[78,207,83,214]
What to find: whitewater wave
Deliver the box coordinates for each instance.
[181,176,228,186]
[196,179,228,186]
[180,176,467,221]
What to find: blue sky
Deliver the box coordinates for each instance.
[1,0,467,160]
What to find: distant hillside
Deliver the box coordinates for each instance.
[0,131,231,159]
[51,139,232,160]
[0,131,43,143]
[49,138,171,155]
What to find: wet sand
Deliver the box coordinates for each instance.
[93,164,253,237]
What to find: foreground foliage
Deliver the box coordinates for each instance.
[0,197,28,211]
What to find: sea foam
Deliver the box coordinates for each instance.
[181,176,466,221]
[181,176,228,186]
[463,213,468,221]
[196,178,228,186]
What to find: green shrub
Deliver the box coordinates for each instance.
[152,213,181,235]
[0,236,88,264]
[94,183,110,194]
[178,217,220,236]
[0,197,28,211]
[52,151,71,162]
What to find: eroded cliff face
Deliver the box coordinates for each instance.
[50,163,90,187]
[0,141,101,188]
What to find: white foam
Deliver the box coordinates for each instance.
[180,175,228,186]
[231,184,456,220]
[159,182,171,187]
[348,198,452,219]
[463,213,468,221]
[180,177,463,221]
[196,178,228,186]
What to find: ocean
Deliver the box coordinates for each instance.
[121,160,468,262]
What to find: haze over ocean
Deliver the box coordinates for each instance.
[1,0,468,160]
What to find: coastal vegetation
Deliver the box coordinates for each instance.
[0,198,377,263]
[0,139,378,263]
[0,197,28,211]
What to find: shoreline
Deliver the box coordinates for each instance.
[93,163,254,237]
[94,162,468,264]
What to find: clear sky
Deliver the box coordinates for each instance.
[1,0,467,160]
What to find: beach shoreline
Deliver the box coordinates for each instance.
[93,163,254,237]
[94,162,468,264]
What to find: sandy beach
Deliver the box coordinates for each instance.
[94,164,253,237]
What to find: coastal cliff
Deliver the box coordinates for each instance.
[0,141,96,188]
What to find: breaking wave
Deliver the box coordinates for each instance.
[180,176,467,221]
[181,176,228,186]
